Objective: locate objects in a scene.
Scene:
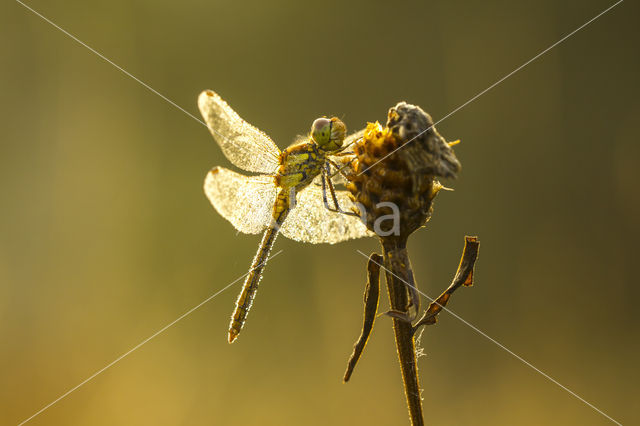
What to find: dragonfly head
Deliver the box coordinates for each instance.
[311,117,346,152]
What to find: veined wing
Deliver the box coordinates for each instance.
[280,185,374,244]
[198,90,281,174]
[204,167,277,234]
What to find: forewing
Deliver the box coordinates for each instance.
[204,167,277,234]
[280,185,373,244]
[198,90,281,174]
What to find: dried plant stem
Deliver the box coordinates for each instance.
[413,236,480,332]
[344,253,382,383]
[381,237,423,426]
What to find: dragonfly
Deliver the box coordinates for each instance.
[198,90,373,343]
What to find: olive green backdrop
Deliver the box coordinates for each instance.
[1,0,638,425]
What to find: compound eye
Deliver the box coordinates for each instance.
[311,117,331,145]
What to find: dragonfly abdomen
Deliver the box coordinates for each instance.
[228,191,290,343]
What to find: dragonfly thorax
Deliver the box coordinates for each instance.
[275,141,328,191]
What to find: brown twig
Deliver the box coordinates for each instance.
[343,253,382,382]
[413,236,480,333]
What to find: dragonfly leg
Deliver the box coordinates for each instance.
[344,252,382,382]
[322,165,360,217]
[326,157,356,181]
[335,136,361,155]
[320,167,334,210]
[311,157,353,187]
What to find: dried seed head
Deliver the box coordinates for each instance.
[347,102,461,239]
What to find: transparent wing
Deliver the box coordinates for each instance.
[280,185,374,244]
[204,167,277,234]
[198,90,281,174]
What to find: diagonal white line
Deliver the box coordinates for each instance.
[16,0,283,168]
[357,250,622,425]
[17,250,283,426]
[15,0,207,127]
[358,0,624,176]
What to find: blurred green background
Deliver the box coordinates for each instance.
[1,0,638,424]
